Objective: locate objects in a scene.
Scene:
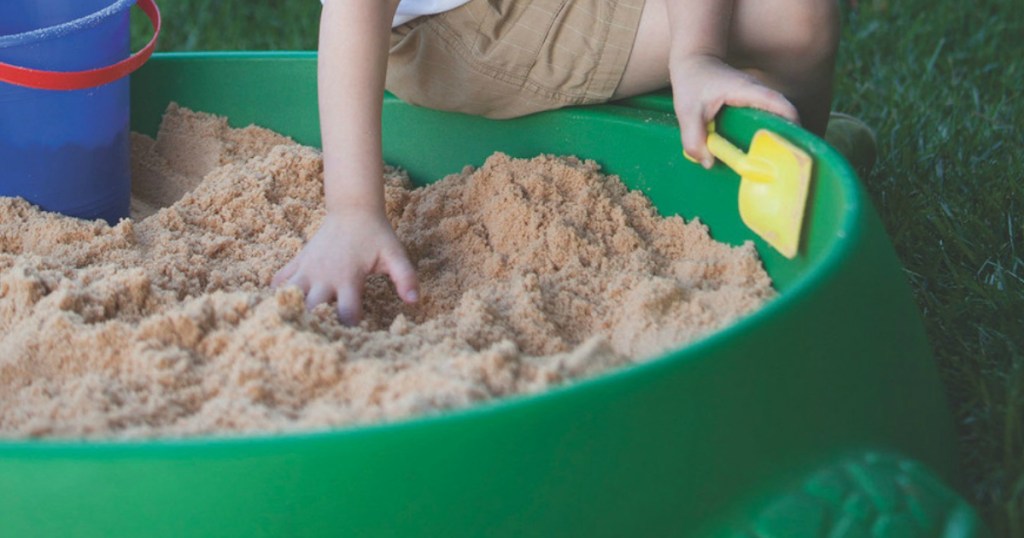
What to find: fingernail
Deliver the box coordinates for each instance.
[336,307,358,327]
[339,315,358,327]
[405,290,419,302]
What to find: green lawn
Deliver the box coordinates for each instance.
[831,2,1022,536]
[133,0,1023,535]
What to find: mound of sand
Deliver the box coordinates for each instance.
[0,104,774,439]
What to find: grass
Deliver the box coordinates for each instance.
[133,0,1023,535]
[135,0,319,51]
[831,1,1023,535]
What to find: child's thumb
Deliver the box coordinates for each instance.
[680,111,712,169]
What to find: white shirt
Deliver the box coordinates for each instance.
[393,0,470,26]
[320,0,471,27]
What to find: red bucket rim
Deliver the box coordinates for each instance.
[0,0,160,91]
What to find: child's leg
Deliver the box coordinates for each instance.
[614,0,840,135]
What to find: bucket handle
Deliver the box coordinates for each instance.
[0,0,161,91]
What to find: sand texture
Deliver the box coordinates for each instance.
[0,104,775,439]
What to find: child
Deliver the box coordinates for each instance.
[273,0,869,325]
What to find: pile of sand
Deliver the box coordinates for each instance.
[0,104,774,439]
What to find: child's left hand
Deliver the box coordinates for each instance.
[669,54,800,168]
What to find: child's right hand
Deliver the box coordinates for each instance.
[271,209,420,326]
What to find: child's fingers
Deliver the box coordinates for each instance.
[335,278,364,327]
[283,273,311,295]
[383,249,420,304]
[305,283,335,311]
[727,84,800,124]
[271,258,300,288]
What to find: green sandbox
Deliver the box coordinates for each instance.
[0,53,983,537]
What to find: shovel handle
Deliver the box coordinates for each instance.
[706,132,748,172]
[706,131,774,184]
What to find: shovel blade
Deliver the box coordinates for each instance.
[737,129,812,258]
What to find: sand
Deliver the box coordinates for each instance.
[0,104,775,439]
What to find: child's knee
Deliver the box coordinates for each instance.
[778,0,840,67]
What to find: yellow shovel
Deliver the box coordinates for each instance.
[688,123,813,259]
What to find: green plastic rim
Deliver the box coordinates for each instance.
[0,111,860,453]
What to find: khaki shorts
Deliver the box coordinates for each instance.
[387,0,646,119]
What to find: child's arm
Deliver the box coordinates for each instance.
[665,0,800,168]
[273,0,418,326]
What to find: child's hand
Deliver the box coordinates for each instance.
[272,209,419,326]
[670,54,800,168]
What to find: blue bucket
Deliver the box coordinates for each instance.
[0,0,161,225]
